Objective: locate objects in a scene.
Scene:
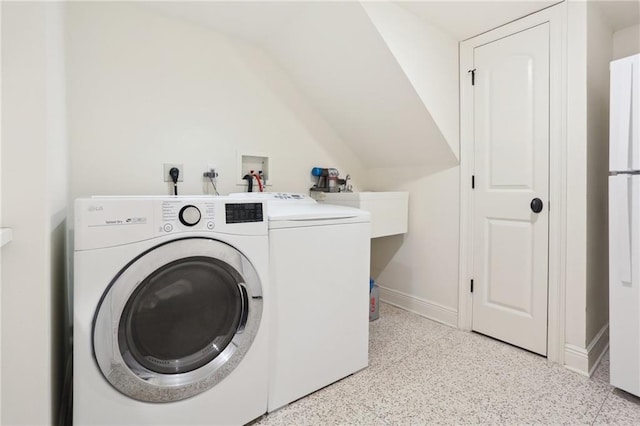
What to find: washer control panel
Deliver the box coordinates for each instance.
[75,196,268,250]
[179,205,202,226]
[160,200,216,233]
[225,202,264,224]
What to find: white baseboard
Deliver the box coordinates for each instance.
[564,323,609,377]
[378,285,458,327]
[564,345,590,376]
[587,324,609,376]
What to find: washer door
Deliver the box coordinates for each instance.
[93,237,263,402]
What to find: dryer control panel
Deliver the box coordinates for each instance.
[228,192,316,204]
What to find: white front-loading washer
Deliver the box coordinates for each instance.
[73,196,269,425]
[230,193,371,412]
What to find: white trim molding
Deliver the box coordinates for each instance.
[564,324,609,377]
[379,285,458,327]
[564,345,590,376]
[458,2,567,364]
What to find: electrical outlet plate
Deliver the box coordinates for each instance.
[203,164,218,179]
[163,163,184,182]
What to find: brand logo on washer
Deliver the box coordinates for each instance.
[88,205,104,212]
[126,217,147,224]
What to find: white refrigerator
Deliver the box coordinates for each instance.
[609,53,640,397]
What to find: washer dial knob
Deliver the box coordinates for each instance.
[179,205,201,226]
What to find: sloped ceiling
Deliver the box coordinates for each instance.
[361,1,460,159]
[260,2,455,168]
[137,1,569,169]
[143,1,457,168]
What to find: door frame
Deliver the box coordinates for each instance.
[458,2,567,364]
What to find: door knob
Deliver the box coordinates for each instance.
[530,198,543,213]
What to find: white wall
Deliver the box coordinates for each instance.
[66,2,365,201]
[564,1,614,374]
[565,0,589,353]
[45,3,70,423]
[0,3,3,419]
[356,4,460,325]
[612,24,640,60]
[1,2,68,424]
[369,166,460,325]
[585,1,612,352]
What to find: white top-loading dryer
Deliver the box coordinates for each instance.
[230,193,371,411]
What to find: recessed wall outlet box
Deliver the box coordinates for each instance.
[163,163,184,182]
[237,153,270,186]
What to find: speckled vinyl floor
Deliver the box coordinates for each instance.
[254,302,640,425]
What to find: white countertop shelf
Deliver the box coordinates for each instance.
[312,191,409,238]
[1,228,13,247]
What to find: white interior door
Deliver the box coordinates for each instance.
[472,23,550,356]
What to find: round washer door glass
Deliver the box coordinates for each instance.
[93,237,263,403]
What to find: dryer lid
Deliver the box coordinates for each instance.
[268,203,367,221]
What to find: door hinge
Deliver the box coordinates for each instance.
[468,68,476,86]
[470,279,474,293]
[471,175,475,189]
